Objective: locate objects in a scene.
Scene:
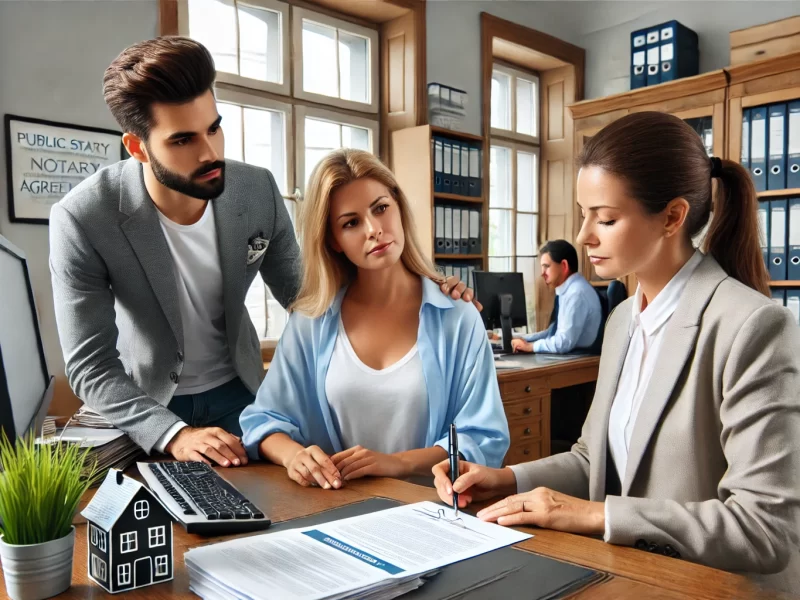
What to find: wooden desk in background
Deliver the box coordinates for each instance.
[24,463,789,600]
[495,354,600,466]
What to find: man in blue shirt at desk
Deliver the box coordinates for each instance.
[511,240,602,354]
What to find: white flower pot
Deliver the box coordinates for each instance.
[0,526,75,600]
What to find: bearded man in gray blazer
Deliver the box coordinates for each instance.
[50,37,471,466]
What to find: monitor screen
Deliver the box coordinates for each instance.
[472,271,528,330]
[0,236,49,444]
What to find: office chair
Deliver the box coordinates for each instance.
[606,280,628,316]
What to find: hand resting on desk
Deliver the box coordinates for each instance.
[166,426,248,468]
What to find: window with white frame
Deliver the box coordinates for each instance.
[90,524,98,546]
[91,555,107,583]
[149,526,166,548]
[133,500,149,520]
[118,563,131,586]
[489,63,540,329]
[155,555,169,577]
[97,529,107,552]
[120,531,137,554]
[181,0,380,343]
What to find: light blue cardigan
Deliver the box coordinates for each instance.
[240,277,510,467]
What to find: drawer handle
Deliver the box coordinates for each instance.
[523,407,532,415]
[525,386,531,393]
[523,448,530,455]
[524,428,531,435]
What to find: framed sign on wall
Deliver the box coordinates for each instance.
[4,114,127,224]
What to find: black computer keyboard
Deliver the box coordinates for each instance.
[138,461,271,535]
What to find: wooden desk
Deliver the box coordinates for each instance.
[496,355,600,465]
[21,464,789,600]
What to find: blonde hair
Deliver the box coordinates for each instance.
[292,148,443,317]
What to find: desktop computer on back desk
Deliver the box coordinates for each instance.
[0,234,55,447]
[472,271,528,353]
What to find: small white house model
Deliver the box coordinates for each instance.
[81,469,174,593]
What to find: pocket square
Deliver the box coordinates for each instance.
[247,236,269,265]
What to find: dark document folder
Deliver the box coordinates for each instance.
[268,498,604,600]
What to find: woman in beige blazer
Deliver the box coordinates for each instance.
[433,111,800,591]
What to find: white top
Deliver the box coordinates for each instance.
[606,250,704,489]
[325,318,428,454]
[153,203,237,453]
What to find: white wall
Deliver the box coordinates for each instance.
[426,1,582,136]
[428,1,800,130]
[0,0,158,411]
[577,1,800,99]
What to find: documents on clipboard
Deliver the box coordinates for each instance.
[185,501,532,600]
[36,406,144,484]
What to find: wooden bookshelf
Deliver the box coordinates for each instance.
[429,125,484,143]
[758,189,800,198]
[434,254,484,260]
[434,192,483,204]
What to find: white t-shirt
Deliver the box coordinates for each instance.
[157,202,237,396]
[325,318,428,454]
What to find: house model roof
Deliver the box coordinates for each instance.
[80,469,152,531]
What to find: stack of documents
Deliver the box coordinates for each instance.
[37,407,144,484]
[185,501,531,600]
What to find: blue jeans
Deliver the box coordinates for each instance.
[168,377,255,437]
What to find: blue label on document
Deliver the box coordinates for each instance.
[302,530,405,575]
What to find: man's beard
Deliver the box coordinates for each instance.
[147,147,226,200]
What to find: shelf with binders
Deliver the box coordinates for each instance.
[435,258,483,290]
[391,124,487,269]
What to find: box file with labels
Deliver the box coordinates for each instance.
[789,101,800,189]
[789,198,800,280]
[646,27,661,86]
[468,144,482,197]
[444,206,453,254]
[787,290,800,326]
[469,208,482,254]
[453,207,462,254]
[741,109,751,171]
[435,205,445,254]
[452,143,462,196]
[433,138,444,193]
[630,30,647,89]
[758,201,770,273]
[768,103,787,191]
[461,209,470,255]
[751,106,768,192]
[769,199,788,280]
[443,141,453,194]
[771,289,786,306]
[658,20,699,84]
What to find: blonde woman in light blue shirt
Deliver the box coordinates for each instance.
[240,149,510,489]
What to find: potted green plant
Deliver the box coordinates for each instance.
[0,433,99,600]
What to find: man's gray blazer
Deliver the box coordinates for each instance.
[49,158,300,454]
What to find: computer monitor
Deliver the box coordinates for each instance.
[0,235,54,446]
[472,271,528,353]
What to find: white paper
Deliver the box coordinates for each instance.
[185,501,530,600]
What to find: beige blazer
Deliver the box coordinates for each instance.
[512,254,800,593]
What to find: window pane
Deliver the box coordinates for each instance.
[245,273,268,338]
[244,107,286,191]
[489,209,512,257]
[516,213,538,257]
[238,5,282,83]
[491,70,511,130]
[218,102,243,162]
[303,20,338,98]
[490,146,512,208]
[189,0,237,75]
[517,256,537,329]
[267,292,289,338]
[342,125,370,150]
[339,31,370,104]
[489,257,511,272]
[305,117,340,185]
[517,151,537,213]
[516,77,537,137]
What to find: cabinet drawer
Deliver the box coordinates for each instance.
[504,439,544,466]
[509,419,542,443]
[503,396,544,420]
[501,378,546,400]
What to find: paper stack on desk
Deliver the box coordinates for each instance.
[185,501,531,600]
[37,407,144,484]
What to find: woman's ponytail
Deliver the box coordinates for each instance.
[703,159,770,297]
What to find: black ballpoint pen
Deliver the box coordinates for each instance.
[449,423,459,516]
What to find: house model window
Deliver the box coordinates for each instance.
[149,526,166,548]
[118,564,131,586]
[134,500,150,520]
[155,555,169,577]
[121,531,137,553]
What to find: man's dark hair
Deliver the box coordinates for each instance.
[539,239,578,274]
[103,36,216,140]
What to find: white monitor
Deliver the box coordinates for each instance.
[0,235,52,445]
